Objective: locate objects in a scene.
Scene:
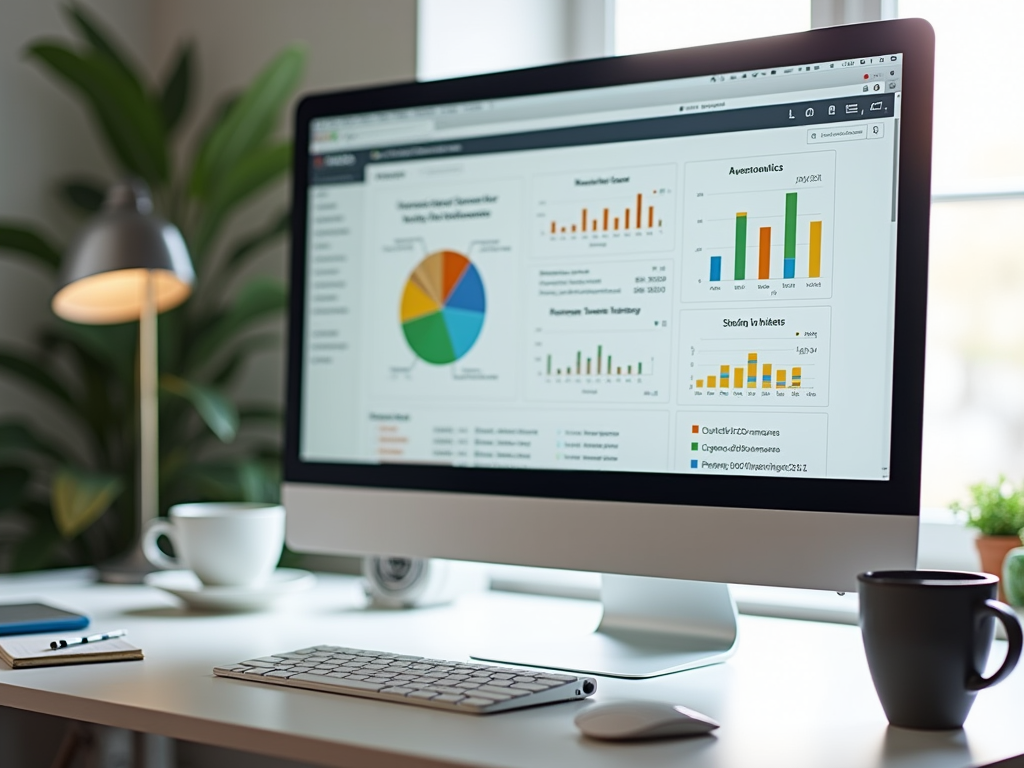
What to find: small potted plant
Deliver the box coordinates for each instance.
[951,476,1024,601]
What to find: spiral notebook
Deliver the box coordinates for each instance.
[0,634,143,668]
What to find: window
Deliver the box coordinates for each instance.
[614,0,810,55]
[898,1,1024,507]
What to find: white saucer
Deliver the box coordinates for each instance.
[144,568,316,611]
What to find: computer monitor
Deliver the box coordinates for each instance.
[284,19,934,677]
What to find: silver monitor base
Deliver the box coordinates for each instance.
[473,574,738,679]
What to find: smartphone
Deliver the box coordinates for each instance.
[0,603,89,636]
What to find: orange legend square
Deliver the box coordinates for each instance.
[692,425,699,433]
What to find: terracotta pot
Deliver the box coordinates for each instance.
[975,535,1022,602]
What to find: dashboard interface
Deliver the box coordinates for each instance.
[300,54,903,482]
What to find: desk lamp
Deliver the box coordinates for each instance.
[52,179,194,583]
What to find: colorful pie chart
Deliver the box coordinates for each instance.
[400,250,486,365]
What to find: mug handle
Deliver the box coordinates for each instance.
[142,518,180,571]
[967,599,1024,690]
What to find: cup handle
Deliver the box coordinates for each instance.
[968,599,1024,690]
[142,519,180,571]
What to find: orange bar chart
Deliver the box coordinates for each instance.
[544,190,665,235]
[758,227,771,280]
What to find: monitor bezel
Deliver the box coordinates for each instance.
[284,19,934,518]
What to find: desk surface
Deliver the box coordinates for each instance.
[1,569,1023,768]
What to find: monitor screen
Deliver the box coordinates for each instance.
[285,20,932,561]
[298,53,907,479]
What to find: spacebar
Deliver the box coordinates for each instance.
[289,673,385,692]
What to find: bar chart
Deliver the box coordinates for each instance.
[678,306,831,406]
[534,164,676,257]
[529,330,670,403]
[681,151,835,303]
[544,343,651,378]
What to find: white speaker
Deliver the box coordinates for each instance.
[362,556,488,608]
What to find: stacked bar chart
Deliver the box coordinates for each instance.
[534,164,676,257]
[679,306,832,406]
[693,353,804,390]
[681,151,835,302]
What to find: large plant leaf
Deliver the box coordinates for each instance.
[209,333,279,387]
[59,178,106,215]
[161,374,239,443]
[237,459,280,503]
[171,461,242,501]
[11,505,62,572]
[190,45,305,197]
[65,3,146,97]
[0,351,78,410]
[0,224,62,271]
[193,142,292,256]
[0,466,31,511]
[27,44,168,183]
[160,42,193,133]
[238,405,282,426]
[49,320,136,387]
[222,209,289,277]
[186,277,287,371]
[51,467,123,539]
[0,421,71,463]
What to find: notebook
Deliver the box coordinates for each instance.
[0,634,143,668]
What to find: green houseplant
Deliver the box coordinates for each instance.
[951,476,1024,599]
[0,4,305,571]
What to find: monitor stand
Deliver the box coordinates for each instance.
[472,574,738,679]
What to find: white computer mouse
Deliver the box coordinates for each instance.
[574,700,720,741]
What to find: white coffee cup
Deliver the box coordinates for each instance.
[142,502,285,587]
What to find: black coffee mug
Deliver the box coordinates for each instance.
[858,570,1023,730]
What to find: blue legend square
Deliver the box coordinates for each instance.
[690,459,698,468]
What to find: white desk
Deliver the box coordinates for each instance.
[1,569,1023,768]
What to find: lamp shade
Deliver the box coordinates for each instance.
[52,180,195,324]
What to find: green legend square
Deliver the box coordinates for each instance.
[691,442,698,451]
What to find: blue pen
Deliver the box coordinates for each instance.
[49,629,127,650]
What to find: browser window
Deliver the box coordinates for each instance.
[300,54,903,482]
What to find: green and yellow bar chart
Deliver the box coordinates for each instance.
[683,151,835,302]
[707,192,822,283]
[545,343,650,377]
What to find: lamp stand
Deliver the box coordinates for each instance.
[98,271,160,584]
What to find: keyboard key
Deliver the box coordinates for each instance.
[458,698,495,709]
[511,683,547,692]
[407,690,438,700]
[381,687,414,695]
[433,694,466,703]
[291,673,385,692]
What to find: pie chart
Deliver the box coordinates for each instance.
[400,250,486,365]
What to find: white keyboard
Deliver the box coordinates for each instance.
[214,645,598,714]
